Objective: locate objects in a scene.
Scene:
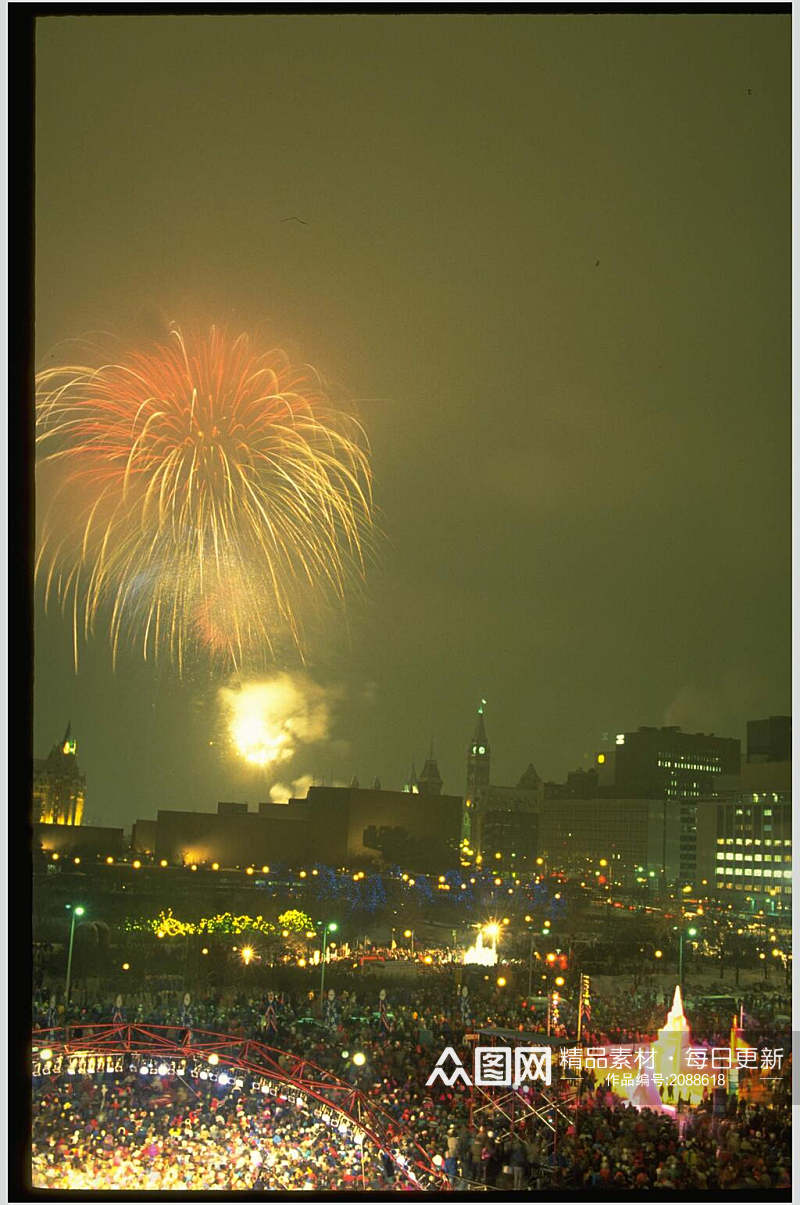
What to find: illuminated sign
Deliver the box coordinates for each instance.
[33,1052,127,1077]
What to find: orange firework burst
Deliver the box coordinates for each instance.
[36,325,374,671]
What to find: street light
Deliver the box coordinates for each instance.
[64,905,85,1006]
[403,928,415,955]
[678,926,698,988]
[319,922,338,1009]
[524,920,539,997]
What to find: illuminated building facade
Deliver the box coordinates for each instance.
[695,715,792,912]
[697,792,791,913]
[33,724,85,826]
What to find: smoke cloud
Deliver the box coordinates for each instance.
[217,672,340,770]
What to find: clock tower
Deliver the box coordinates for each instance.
[464,699,490,841]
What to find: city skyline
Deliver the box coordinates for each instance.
[36,701,788,832]
[33,13,789,830]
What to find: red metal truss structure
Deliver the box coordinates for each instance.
[32,1025,448,1191]
[463,1027,580,1149]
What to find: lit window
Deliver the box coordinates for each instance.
[725,853,734,861]
[753,869,762,877]
[754,854,762,862]
[734,854,743,862]
[744,868,752,876]
[734,868,743,876]
[763,870,772,878]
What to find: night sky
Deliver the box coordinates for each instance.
[34,14,790,831]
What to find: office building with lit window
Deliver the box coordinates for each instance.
[594,726,740,885]
[695,715,792,912]
[697,791,791,913]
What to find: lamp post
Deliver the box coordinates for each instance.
[677,926,698,989]
[403,928,415,955]
[527,932,535,998]
[64,905,85,1006]
[319,921,338,1011]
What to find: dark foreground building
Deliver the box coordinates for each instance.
[134,785,462,870]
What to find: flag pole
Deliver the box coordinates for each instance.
[576,972,583,1042]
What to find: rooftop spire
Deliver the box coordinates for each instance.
[418,745,443,795]
[472,699,489,749]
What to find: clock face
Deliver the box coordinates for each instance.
[478,746,485,754]
[472,745,477,754]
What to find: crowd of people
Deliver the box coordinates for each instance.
[31,967,792,1192]
[549,1101,792,1191]
[32,1075,404,1191]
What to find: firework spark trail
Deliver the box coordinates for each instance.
[36,326,375,671]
